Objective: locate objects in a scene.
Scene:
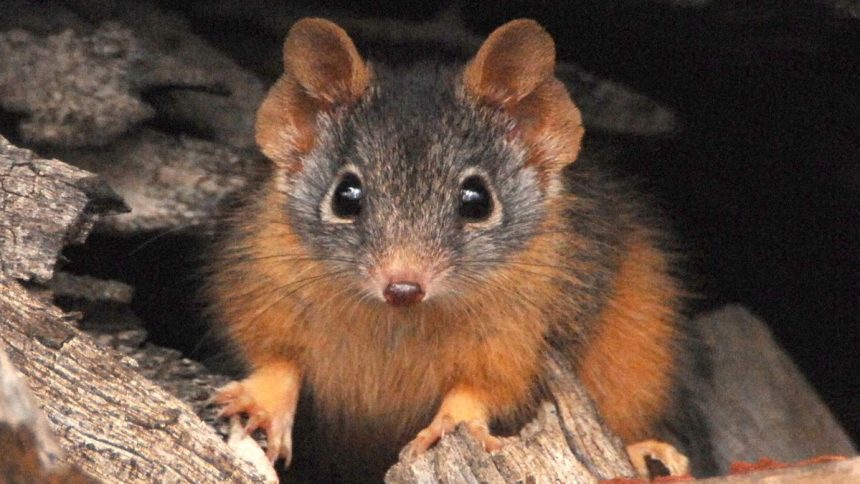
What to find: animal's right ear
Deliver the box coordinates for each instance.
[256,18,370,170]
[463,20,584,180]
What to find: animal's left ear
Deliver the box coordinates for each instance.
[464,19,584,176]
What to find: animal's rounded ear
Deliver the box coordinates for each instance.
[283,18,370,105]
[256,18,370,169]
[464,19,556,107]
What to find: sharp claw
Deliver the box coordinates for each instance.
[213,382,242,403]
[244,411,268,434]
[217,400,248,419]
[266,441,280,463]
[279,429,294,467]
[464,420,503,452]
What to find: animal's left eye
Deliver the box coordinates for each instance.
[331,172,363,219]
[458,175,493,222]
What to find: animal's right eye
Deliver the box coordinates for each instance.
[458,175,493,222]
[331,172,363,219]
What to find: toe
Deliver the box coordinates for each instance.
[263,414,293,465]
[400,428,438,460]
[213,382,243,403]
[400,417,454,460]
[465,420,503,452]
[244,410,270,434]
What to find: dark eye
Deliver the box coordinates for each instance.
[458,175,493,222]
[332,172,363,219]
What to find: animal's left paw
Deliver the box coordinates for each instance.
[626,439,690,478]
[400,417,502,460]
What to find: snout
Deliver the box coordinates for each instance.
[383,281,425,307]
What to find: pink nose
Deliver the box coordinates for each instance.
[383,282,425,307]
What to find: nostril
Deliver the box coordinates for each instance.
[383,282,425,307]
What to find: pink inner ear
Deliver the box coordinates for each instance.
[256,18,371,168]
[283,18,369,106]
[464,21,584,179]
[464,19,556,107]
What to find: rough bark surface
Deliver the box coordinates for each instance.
[0,274,266,484]
[0,346,97,483]
[0,6,264,149]
[54,129,263,234]
[385,356,635,483]
[0,25,155,148]
[689,305,856,474]
[701,457,860,484]
[0,135,126,283]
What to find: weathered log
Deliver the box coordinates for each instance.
[385,353,636,483]
[63,0,266,150]
[0,344,96,483]
[688,305,856,474]
[701,456,860,484]
[0,14,264,150]
[54,129,263,234]
[0,135,126,283]
[0,134,262,482]
[0,274,266,483]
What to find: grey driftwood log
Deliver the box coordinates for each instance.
[0,344,95,483]
[58,129,263,234]
[0,136,266,483]
[386,354,635,483]
[0,135,126,283]
[384,306,856,483]
[0,274,269,483]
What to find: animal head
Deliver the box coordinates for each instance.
[255,18,584,309]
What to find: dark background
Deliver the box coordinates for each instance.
[4,0,857,446]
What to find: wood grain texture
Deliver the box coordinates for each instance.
[688,305,856,474]
[0,274,266,484]
[385,353,636,483]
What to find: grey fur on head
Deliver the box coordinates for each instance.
[282,62,550,303]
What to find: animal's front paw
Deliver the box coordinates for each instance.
[213,362,301,465]
[397,386,503,461]
[400,416,503,460]
[626,439,690,478]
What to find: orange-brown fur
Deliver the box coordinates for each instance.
[211,180,569,438]
[577,232,682,443]
[211,17,685,476]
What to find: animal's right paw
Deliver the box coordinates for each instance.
[215,381,296,464]
[213,363,301,465]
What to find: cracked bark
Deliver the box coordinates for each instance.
[0,272,267,483]
[0,135,126,283]
[0,345,96,483]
